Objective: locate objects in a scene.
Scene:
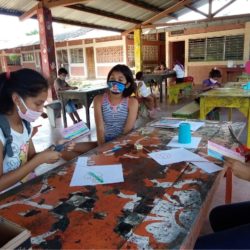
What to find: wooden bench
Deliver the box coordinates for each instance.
[172,101,200,119]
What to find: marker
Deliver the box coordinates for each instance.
[88,171,104,183]
[103,146,122,154]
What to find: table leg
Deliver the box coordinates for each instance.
[61,98,67,128]
[200,97,206,119]
[228,108,232,121]
[247,107,250,147]
[83,94,90,129]
[225,167,232,204]
[159,81,163,103]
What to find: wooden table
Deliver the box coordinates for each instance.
[199,88,250,147]
[225,82,246,88]
[167,82,193,104]
[0,120,243,249]
[58,86,107,128]
[143,71,176,103]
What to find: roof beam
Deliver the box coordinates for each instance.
[44,0,90,9]
[122,0,195,35]
[0,7,123,32]
[19,3,41,21]
[121,0,163,13]
[19,0,90,21]
[52,16,124,32]
[212,0,236,17]
[184,4,208,18]
[142,13,250,29]
[67,4,141,24]
[208,0,212,18]
[142,0,196,25]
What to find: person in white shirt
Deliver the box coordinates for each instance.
[173,60,185,83]
[135,72,160,118]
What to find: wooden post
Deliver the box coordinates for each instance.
[134,28,142,73]
[37,6,57,100]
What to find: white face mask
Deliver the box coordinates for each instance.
[59,75,66,81]
[17,97,42,122]
[209,78,217,84]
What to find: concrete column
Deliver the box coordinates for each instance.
[134,28,142,73]
[244,22,250,61]
[37,6,57,100]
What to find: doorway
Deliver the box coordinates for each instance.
[169,41,185,68]
[86,47,96,79]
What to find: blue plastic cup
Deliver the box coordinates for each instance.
[178,123,191,144]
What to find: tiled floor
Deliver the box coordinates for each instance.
[32,88,250,238]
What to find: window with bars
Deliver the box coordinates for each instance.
[225,35,244,60]
[57,50,68,64]
[22,52,34,62]
[70,48,84,63]
[6,55,21,65]
[189,39,205,61]
[188,35,244,62]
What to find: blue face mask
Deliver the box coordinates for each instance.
[107,81,126,94]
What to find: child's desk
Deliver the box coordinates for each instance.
[58,85,107,128]
[0,120,244,249]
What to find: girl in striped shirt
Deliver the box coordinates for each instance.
[94,64,138,145]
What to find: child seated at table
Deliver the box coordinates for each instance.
[154,62,168,73]
[93,64,138,145]
[201,68,222,120]
[202,68,222,92]
[173,60,185,84]
[135,72,160,118]
[54,68,82,124]
[0,69,62,192]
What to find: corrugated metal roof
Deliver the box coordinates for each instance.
[0,0,249,33]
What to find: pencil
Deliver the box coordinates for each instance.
[143,146,151,153]
[88,171,104,183]
[171,163,190,187]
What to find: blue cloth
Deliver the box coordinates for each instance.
[65,100,77,113]
[194,201,250,249]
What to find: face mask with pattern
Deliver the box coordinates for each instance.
[107,80,126,94]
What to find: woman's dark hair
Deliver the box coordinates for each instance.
[209,68,222,78]
[58,67,68,75]
[135,71,143,80]
[160,61,166,68]
[0,68,48,114]
[107,64,136,97]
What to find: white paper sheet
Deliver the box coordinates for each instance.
[150,119,181,128]
[148,148,222,173]
[193,161,222,173]
[150,119,204,131]
[167,136,202,149]
[70,163,124,186]
[183,121,205,131]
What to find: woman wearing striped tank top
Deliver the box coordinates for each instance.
[94,64,138,145]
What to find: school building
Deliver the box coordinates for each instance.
[0,20,250,85]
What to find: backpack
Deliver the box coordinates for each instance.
[0,115,31,158]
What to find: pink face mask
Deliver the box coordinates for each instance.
[17,97,42,122]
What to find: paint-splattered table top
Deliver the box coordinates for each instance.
[0,120,244,249]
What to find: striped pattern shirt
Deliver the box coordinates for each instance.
[102,93,129,142]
